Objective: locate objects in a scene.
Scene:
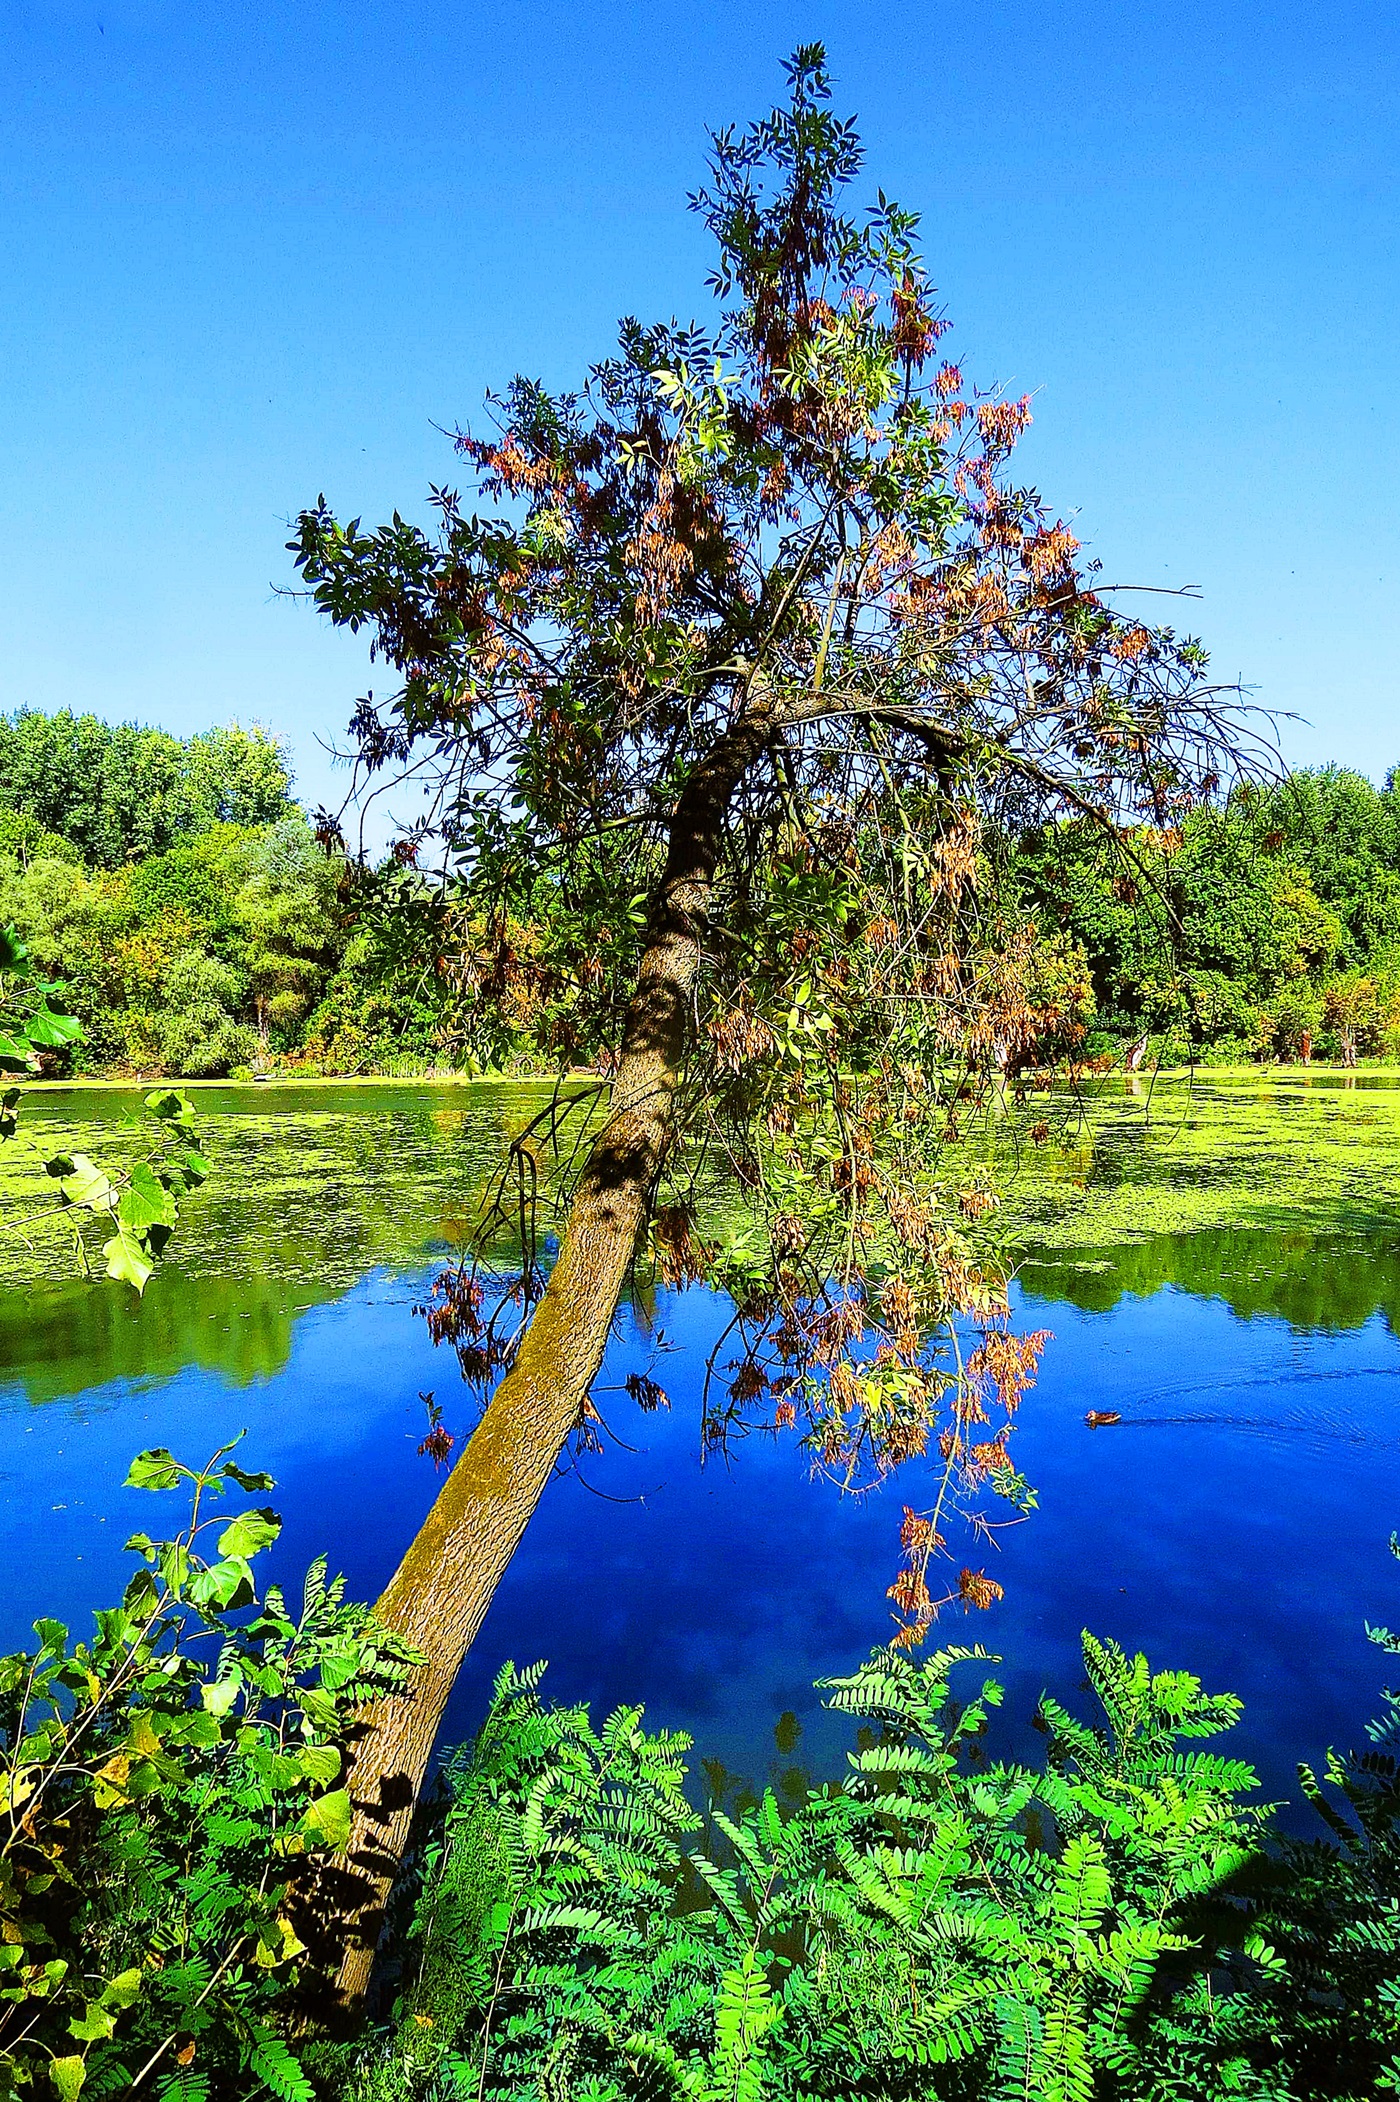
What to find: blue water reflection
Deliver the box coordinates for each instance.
[3,1253,1399,1806]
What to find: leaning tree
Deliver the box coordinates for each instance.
[292,48,1265,1995]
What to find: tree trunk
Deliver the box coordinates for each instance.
[327,693,777,2004]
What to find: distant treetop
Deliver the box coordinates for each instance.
[0,711,295,867]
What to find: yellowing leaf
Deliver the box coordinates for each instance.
[55,1155,115,1214]
[102,1224,154,1295]
[125,1713,163,1759]
[298,1787,352,1853]
[99,1968,142,2009]
[2,1765,37,1814]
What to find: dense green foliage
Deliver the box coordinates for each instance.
[1013,767,1400,1065]
[0,816,345,1078]
[0,714,293,872]
[339,1601,1400,2102]
[0,1444,417,2102]
[0,710,478,1078]
[15,1489,1400,2100]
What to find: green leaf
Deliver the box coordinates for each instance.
[167,1709,220,1748]
[0,1031,35,1068]
[298,1787,352,1852]
[52,1160,112,1210]
[216,1506,282,1560]
[50,2056,85,2101]
[297,1742,342,1785]
[188,1556,256,1612]
[124,1448,186,1491]
[248,2032,314,2102]
[102,1224,154,1294]
[222,1460,274,1491]
[98,1968,142,2009]
[120,1160,176,1235]
[66,2004,116,2043]
[157,1542,190,1597]
[27,1005,82,1047]
[181,1147,211,1185]
[144,1087,195,1124]
[200,1677,241,1717]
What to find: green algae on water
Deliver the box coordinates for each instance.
[956,1071,1400,1254]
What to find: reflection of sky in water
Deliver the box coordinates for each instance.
[4,1253,1400,1810]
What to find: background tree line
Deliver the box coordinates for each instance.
[1013,765,1400,1066]
[4,704,1400,1080]
[0,710,437,1078]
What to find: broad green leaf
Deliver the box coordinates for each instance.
[188,1556,256,1611]
[167,1709,220,1748]
[121,1568,159,1615]
[200,1677,241,1717]
[124,1448,185,1491]
[98,1968,142,2009]
[144,1087,195,1124]
[55,1154,116,1212]
[66,2003,116,2043]
[27,1005,82,1047]
[120,1160,176,1234]
[216,1506,281,1560]
[317,1638,364,1691]
[156,1542,190,1597]
[50,2055,85,2101]
[297,1742,341,1785]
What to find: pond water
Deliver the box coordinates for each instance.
[5,1076,1400,1809]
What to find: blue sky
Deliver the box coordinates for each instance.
[2,1,1396,820]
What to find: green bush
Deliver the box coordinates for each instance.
[336,1590,1400,2102]
[141,952,258,1078]
[8,1446,1400,2098]
[0,1443,417,2101]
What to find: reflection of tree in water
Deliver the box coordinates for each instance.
[9,1079,1400,1418]
[0,1268,327,1406]
[1020,1225,1400,1335]
[0,1083,616,1406]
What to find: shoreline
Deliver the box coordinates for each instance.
[19,1070,606,1093]
[20,1062,1400,1095]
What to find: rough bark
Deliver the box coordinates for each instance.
[327,692,777,2003]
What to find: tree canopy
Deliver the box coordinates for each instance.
[0,711,293,869]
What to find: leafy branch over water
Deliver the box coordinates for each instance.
[0,924,210,1293]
